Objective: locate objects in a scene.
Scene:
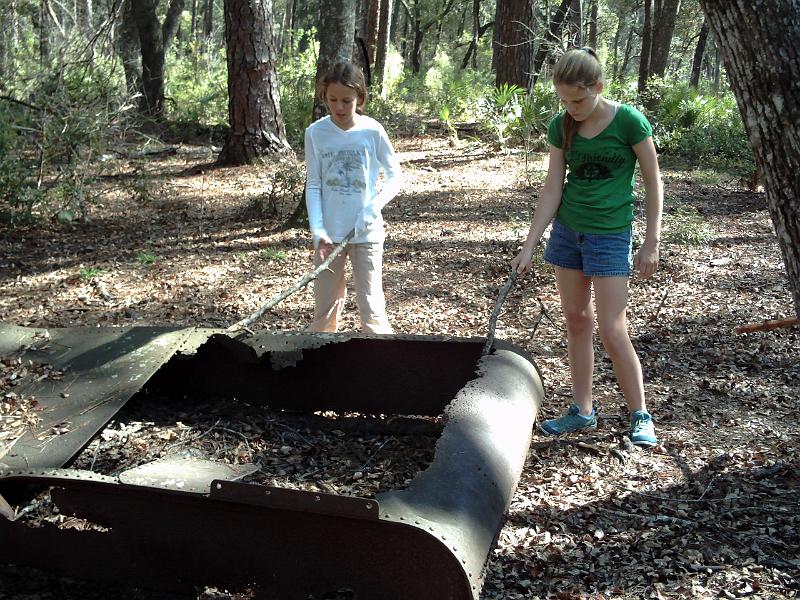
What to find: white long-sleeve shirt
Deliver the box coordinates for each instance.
[304,115,402,246]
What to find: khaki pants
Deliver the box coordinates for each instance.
[309,242,393,334]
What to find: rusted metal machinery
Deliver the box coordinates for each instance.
[0,323,543,599]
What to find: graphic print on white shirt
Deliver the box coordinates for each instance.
[322,149,367,194]
[304,115,403,245]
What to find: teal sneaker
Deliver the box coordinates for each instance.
[538,404,597,436]
[630,410,657,447]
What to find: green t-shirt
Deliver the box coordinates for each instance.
[547,103,653,233]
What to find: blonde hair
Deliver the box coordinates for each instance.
[553,47,603,152]
[317,61,368,115]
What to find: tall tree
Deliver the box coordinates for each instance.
[586,0,598,49]
[637,0,653,92]
[132,0,185,116]
[494,0,534,89]
[406,0,458,73]
[530,0,570,87]
[567,0,582,48]
[312,0,358,121]
[698,0,800,317]
[217,0,290,164]
[278,0,295,52]
[116,0,141,95]
[689,17,708,87]
[648,0,681,77]
[373,0,393,96]
[203,0,214,37]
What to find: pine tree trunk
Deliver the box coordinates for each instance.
[494,0,534,89]
[132,0,184,117]
[116,0,141,95]
[313,0,357,120]
[567,0,582,48]
[217,0,290,165]
[637,0,652,93]
[689,18,708,87]
[587,0,598,49]
[530,0,570,87]
[204,0,214,37]
[470,0,480,68]
[374,0,393,96]
[698,0,800,317]
[648,0,681,77]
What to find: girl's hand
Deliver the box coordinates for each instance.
[511,247,535,275]
[635,241,660,278]
[316,240,335,262]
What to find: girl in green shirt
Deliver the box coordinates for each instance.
[511,47,663,447]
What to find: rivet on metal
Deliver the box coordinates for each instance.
[215,483,222,490]
[365,503,372,509]
[314,495,321,502]
[264,490,271,495]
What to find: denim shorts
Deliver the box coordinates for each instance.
[544,219,632,277]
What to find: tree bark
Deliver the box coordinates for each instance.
[217,0,290,165]
[698,0,800,317]
[373,0,393,96]
[586,0,597,49]
[407,0,458,73]
[637,0,652,93]
[648,0,681,77]
[132,0,185,117]
[469,0,479,68]
[567,0,582,48]
[365,0,380,68]
[689,17,708,87]
[312,0,358,121]
[530,0,570,87]
[493,0,534,89]
[278,0,294,52]
[116,0,141,95]
[204,0,214,37]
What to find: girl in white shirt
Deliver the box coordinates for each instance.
[304,62,403,333]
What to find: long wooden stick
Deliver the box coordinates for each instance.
[735,317,799,335]
[227,230,355,333]
[482,271,518,356]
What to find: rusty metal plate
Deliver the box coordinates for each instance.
[0,323,195,470]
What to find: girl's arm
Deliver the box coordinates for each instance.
[355,125,403,233]
[632,136,663,278]
[304,128,331,247]
[511,145,566,274]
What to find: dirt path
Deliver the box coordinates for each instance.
[1,135,798,598]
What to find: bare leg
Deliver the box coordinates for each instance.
[554,267,594,416]
[592,276,647,414]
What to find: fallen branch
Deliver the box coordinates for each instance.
[735,317,799,335]
[227,230,355,333]
[482,271,518,356]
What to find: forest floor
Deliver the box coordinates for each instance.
[0,131,799,599]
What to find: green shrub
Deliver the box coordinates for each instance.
[662,205,713,246]
[165,40,228,125]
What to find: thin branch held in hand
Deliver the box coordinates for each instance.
[227,230,356,332]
